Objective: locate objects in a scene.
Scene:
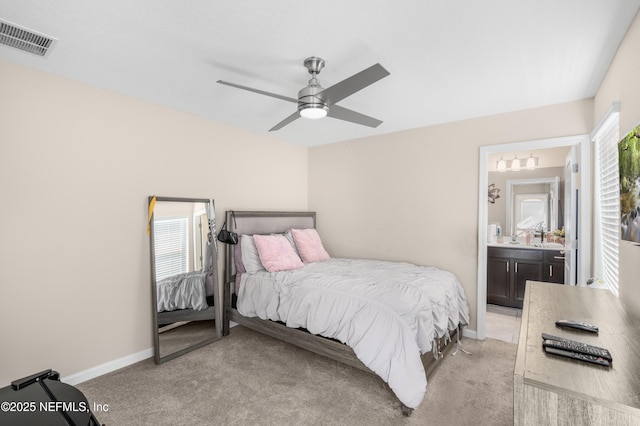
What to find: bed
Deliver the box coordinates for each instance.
[156,270,216,326]
[222,211,470,415]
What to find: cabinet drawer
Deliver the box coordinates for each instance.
[488,246,543,261]
[546,250,565,261]
[487,247,511,259]
[511,249,544,261]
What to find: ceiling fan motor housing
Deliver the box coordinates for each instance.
[298,57,329,118]
[298,80,328,118]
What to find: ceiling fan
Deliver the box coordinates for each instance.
[217,57,390,131]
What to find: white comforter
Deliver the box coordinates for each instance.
[156,271,208,312]
[237,258,469,409]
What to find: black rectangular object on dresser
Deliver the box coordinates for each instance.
[0,369,101,426]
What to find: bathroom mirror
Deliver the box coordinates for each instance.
[148,196,222,364]
[505,177,560,238]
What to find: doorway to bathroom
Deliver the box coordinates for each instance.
[476,134,591,340]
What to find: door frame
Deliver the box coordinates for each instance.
[476,134,591,340]
[564,146,578,285]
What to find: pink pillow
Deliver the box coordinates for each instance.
[253,234,304,272]
[291,228,330,263]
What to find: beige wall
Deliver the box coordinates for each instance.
[0,60,308,386]
[308,99,593,333]
[594,11,640,315]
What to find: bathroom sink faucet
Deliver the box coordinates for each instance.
[534,222,545,243]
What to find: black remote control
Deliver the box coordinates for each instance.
[544,346,610,366]
[555,319,599,333]
[542,337,612,362]
[542,333,612,361]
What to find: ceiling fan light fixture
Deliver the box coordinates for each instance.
[299,104,328,119]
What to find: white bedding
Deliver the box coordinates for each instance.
[236,258,469,409]
[156,271,208,312]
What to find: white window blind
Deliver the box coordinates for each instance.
[593,109,620,296]
[153,217,188,281]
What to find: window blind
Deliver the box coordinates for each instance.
[153,217,188,281]
[593,110,620,296]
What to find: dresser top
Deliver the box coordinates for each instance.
[515,281,640,414]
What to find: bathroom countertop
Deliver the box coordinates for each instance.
[487,242,565,251]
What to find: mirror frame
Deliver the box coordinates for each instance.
[505,177,560,237]
[148,196,222,364]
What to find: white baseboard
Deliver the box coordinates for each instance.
[63,347,153,385]
[462,328,477,340]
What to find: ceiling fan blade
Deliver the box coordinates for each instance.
[269,111,300,131]
[217,80,297,103]
[317,63,389,106]
[327,105,383,128]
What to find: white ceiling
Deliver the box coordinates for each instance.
[1,1,639,147]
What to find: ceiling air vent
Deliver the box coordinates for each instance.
[0,19,56,58]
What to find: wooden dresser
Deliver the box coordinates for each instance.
[514,281,640,425]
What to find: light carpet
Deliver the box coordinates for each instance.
[78,326,516,425]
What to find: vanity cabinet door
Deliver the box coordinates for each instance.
[544,250,565,284]
[512,250,544,308]
[487,247,545,308]
[513,260,544,306]
[487,256,511,306]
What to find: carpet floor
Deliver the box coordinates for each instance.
[78,326,516,425]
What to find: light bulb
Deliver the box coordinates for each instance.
[497,157,507,172]
[511,156,521,171]
[526,154,536,170]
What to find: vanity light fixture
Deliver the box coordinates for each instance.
[496,154,538,172]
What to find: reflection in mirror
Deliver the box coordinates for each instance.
[514,193,548,234]
[506,177,560,238]
[149,196,221,364]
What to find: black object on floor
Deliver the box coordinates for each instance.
[0,369,101,426]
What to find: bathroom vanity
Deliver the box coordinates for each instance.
[487,244,564,308]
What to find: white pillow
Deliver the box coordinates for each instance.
[240,234,265,274]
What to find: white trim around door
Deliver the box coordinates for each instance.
[477,134,591,340]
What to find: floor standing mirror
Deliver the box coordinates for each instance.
[148,196,222,363]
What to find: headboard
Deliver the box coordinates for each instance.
[222,210,316,293]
